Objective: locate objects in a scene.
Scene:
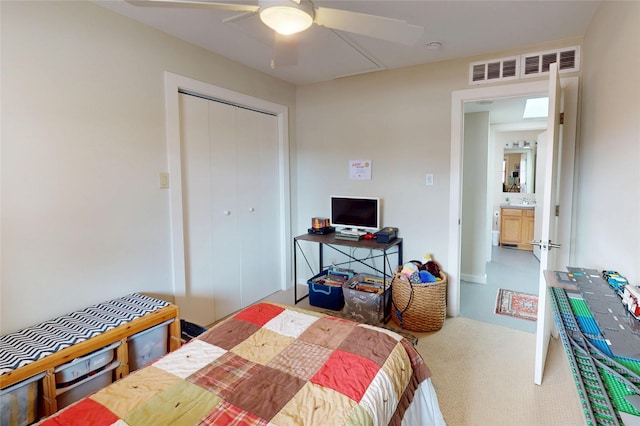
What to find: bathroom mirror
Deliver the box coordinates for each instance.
[502,142,537,194]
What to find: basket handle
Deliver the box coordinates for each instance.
[391,272,415,316]
[311,283,332,295]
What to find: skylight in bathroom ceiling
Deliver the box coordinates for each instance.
[523,97,549,118]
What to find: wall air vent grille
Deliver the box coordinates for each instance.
[469,46,580,85]
[469,56,519,85]
[521,46,580,78]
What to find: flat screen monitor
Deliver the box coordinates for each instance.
[330,196,380,232]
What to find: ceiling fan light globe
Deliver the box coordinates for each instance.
[260,5,313,35]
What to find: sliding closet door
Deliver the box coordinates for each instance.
[208,100,243,320]
[179,93,281,325]
[180,94,224,326]
[236,107,281,304]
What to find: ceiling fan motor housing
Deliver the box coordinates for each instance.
[258,0,315,35]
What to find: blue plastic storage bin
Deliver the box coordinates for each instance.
[308,270,344,311]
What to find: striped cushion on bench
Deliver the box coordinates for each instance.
[0,293,170,375]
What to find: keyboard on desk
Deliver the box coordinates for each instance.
[338,229,367,236]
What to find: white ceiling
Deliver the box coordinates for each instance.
[94,0,600,86]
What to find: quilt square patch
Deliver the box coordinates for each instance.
[271,381,357,425]
[379,343,412,399]
[199,318,260,350]
[198,400,269,426]
[338,326,397,366]
[38,398,118,426]
[124,380,220,426]
[311,349,380,402]
[231,328,293,365]
[267,340,332,381]
[358,368,399,425]
[90,367,182,418]
[298,316,355,349]
[263,309,319,339]
[223,366,306,422]
[188,352,262,400]
[153,339,226,379]
[233,303,285,326]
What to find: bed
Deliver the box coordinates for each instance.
[37,302,445,425]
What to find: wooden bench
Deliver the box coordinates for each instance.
[0,294,181,417]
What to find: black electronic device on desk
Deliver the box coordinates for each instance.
[376,227,398,243]
[308,226,335,235]
[308,217,335,235]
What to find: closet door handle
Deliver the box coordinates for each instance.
[248,207,255,212]
[223,210,231,216]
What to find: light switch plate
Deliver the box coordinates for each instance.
[159,172,170,189]
[425,173,434,186]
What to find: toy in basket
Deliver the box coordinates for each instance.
[391,256,447,332]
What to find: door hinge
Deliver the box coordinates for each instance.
[559,112,564,124]
[555,205,560,216]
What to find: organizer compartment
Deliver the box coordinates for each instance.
[55,360,120,410]
[54,341,120,385]
[127,319,173,371]
[0,373,45,426]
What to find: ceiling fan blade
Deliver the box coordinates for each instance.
[314,7,423,45]
[222,10,259,24]
[270,33,298,68]
[131,0,259,12]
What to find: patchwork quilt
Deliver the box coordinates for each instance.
[39,303,443,425]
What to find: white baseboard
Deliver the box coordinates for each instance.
[461,273,487,284]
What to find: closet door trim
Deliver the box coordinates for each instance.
[164,72,291,314]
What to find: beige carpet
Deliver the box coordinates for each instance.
[414,318,585,425]
[263,289,585,425]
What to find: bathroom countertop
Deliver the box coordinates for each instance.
[500,203,535,209]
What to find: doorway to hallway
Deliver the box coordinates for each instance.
[460,246,539,333]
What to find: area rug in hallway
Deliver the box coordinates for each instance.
[495,289,538,321]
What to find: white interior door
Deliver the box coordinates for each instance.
[180,94,218,326]
[534,63,562,385]
[236,107,281,306]
[209,100,243,321]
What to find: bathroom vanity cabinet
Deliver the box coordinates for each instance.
[499,206,535,250]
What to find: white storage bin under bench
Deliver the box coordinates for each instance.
[0,293,181,421]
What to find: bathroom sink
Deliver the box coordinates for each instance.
[509,199,535,207]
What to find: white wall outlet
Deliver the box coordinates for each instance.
[159,172,170,189]
[425,173,434,186]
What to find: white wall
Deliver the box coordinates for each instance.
[461,112,490,283]
[296,64,460,270]
[295,39,582,278]
[576,1,640,283]
[3,1,637,334]
[0,1,296,333]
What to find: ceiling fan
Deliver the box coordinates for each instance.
[131,0,424,67]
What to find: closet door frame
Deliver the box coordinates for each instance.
[164,72,291,314]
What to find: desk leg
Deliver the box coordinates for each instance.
[293,239,310,304]
[383,250,388,323]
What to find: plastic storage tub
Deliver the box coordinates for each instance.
[55,360,120,410]
[0,372,45,426]
[307,271,344,311]
[54,341,121,385]
[343,284,391,323]
[127,319,173,371]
